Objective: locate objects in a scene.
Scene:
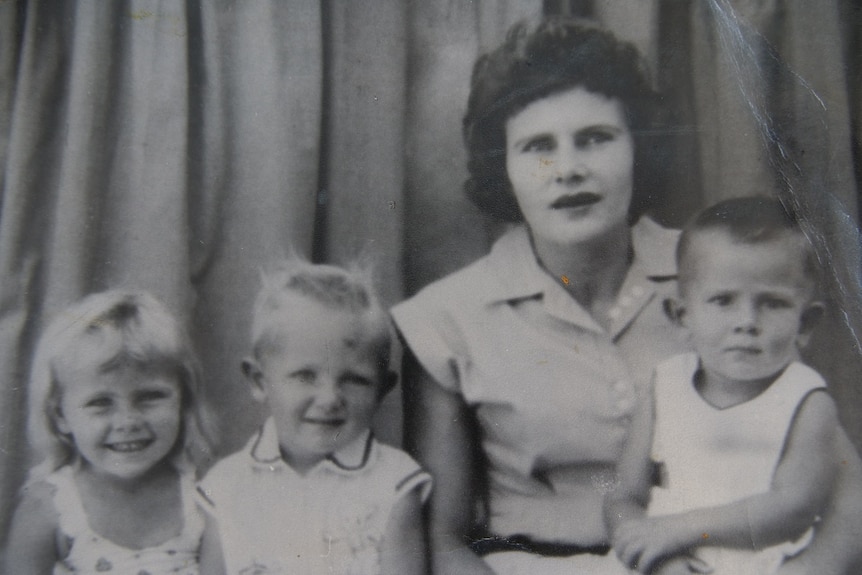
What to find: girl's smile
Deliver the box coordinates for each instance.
[56,363,183,482]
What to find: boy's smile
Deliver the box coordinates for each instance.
[248,295,388,473]
[676,231,819,400]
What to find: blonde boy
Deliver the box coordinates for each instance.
[199,260,430,575]
[607,197,840,575]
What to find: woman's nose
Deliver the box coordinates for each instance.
[554,146,587,184]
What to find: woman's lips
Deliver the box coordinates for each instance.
[551,192,601,210]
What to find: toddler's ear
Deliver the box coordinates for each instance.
[796,301,825,348]
[378,370,398,401]
[241,357,267,402]
[663,297,686,326]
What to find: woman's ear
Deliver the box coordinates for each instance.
[241,357,267,402]
[796,301,825,349]
[663,297,686,326]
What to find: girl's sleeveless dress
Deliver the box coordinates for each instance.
[47,465,203,575]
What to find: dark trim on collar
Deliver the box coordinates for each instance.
[326,431,374,471]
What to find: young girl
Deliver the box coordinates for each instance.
[3,290,224,574]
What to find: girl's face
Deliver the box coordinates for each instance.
[55,362,183,482]
[505,86,634,248]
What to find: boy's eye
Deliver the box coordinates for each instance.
[707,294,734,307]
[289,370,316,384]
[575,129,614,148]
[521,136,555,153]
[342,374,374,388]
[761,297,792,310]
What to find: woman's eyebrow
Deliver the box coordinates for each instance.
[511,133,554,149]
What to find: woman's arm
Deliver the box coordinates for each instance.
[615,391,839,573]
[402,347,494,575]
[3,480,60,575]
[776,426,862,575]
[197,506,227,575]
[379,486,428,575]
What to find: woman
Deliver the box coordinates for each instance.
[392,19,862,575]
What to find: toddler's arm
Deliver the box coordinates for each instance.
[614,390,838,573]
[379,484,428,575]
[2,480,61,574]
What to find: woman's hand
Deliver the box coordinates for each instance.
[614,516,694,573]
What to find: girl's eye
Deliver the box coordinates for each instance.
[575,129,614,148]
[84,396,113,410]
[521,136,555,153]
[137,389,171,403]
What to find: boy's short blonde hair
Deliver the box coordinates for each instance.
[28,290,212,474]
[250,258,392,370]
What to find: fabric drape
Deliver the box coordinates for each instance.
[0,0,859,545]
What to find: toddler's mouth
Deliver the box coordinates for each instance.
[725,346,762,355]
[106,439,153,452]
[551,192,601,210]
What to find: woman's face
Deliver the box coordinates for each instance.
[505,86,634,248]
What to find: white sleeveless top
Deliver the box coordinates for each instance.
[48,465,203,575]
[650,353,824,574]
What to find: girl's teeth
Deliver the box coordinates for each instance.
[109,440,149,452]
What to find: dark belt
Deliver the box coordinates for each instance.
[471,534,611,558]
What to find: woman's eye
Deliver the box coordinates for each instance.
[521,136,555,153]
[575,129,614,148]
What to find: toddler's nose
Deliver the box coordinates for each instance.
[314,380,345,412]
[733,303,761,334]
[112,404,143,431]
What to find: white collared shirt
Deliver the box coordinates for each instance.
[199,418,431,575]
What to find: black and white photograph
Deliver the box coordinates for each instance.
[1,1,861,573]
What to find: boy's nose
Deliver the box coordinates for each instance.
[733,303,761,334]
[314,380,345,412]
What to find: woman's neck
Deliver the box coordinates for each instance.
[531,224,632,320]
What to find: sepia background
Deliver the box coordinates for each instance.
[0,0,860,544]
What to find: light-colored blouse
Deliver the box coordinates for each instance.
[392,217,685,545]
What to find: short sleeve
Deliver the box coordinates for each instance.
[391,286,466,393]
[376,442,433,504]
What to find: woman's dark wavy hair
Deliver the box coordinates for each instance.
[463,18,664,222]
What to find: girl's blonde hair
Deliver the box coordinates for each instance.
[27,290,213,475]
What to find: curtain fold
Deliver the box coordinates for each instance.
[0,0,859,545]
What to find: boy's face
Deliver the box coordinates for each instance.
[675,231,819,389]
[247,297,389,473]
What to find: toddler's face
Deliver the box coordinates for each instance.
[252,298,387,473]
[677,231,817,389]
[55,362,183,482]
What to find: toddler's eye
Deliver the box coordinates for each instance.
[707,294,733,307]
[136,389,172,403]
[761,297,792,310]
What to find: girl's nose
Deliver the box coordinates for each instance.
[113,404,143,431]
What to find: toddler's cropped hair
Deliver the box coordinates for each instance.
[28,290,210,474]
[251,258,391,363]
[676,196,819,288]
